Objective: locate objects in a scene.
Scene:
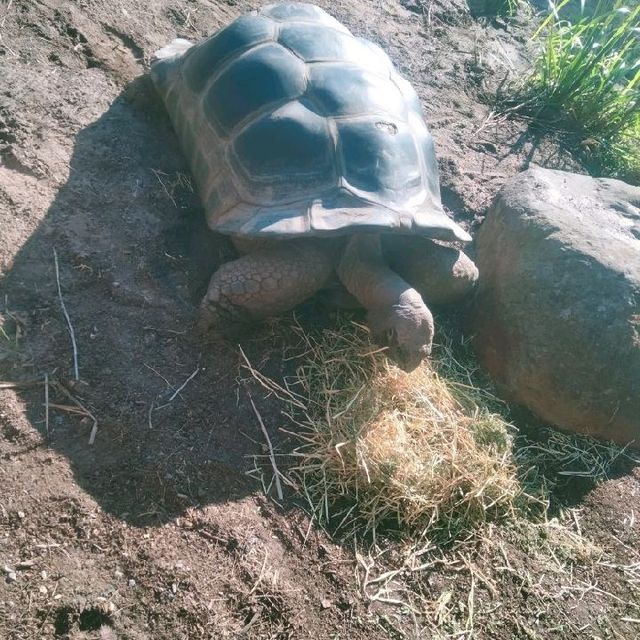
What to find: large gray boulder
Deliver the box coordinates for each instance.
[472,167,640,445]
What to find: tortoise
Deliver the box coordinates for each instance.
[151,2,478,369]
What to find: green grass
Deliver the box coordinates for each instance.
[511,0,640,182]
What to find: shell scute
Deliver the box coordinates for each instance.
[337,117,423,207]
[307,63,405,118]
[183,15,276,93]
[278,23,368,62]
[261,3,348,32]
[231,101,335,202]
[203,43,307,135]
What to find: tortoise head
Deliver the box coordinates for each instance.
[367,291,434,371]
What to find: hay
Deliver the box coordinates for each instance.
[261,319,528,540]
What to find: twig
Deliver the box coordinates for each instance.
[46,402,87,414]
[0,380,42,389]
[168,366,199,402]
[54,382,98,445]
[151,169,177,207]
[44,373,49,439]
[53,249,79,380]
[239,346,305,409]
[249,552,269,595]
[248,393,283,500]
[148,366,200,425]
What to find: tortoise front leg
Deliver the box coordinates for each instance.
[197,238,336,337]
[336,234,434,370]
[383,236,478,306]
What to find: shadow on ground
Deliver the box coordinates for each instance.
[1,76,300,526]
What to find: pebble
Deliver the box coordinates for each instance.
[39,585,48,595]
[128,579,136,587]
[6,572,17,583]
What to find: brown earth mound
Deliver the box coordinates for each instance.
[1,1,638,638]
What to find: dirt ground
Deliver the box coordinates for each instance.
[1,1,638,638]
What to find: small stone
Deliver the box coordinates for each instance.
[3,565,14,574]
[321,598,332,609]
[17,511,25,519]
[41,571,48,580]
[39,585,48,595]
[171,582,178,594]
[128,578,136,587]
[6,572,17,583]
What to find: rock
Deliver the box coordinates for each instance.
[472,167,640,444]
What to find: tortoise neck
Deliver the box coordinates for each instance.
[336,234,416,310]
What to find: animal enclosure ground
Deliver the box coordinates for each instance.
[0,1,638,638]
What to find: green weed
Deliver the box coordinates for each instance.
[510,0,640,181]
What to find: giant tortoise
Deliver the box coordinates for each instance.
[151,2,478,369]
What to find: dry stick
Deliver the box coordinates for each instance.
[53,249,79,380]
[0,380,42,389]
[44,373,49,439]
[248,393,283,501]
[54,382,98,445]
[168,366,199,402]
[148,366,199,425]
[148,402,155,429]
[239,346,306,408]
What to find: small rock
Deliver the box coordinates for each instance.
[6,572,17,583]
[39,585,48,595]
[171,582,178,594]
[41,571,48,580]
[3,565,14,574]
[321,598,332,609]
[128,578,136,587]
[17,511,25,519]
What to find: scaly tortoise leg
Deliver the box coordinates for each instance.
[383,236,478,306]
[197,238,336,337]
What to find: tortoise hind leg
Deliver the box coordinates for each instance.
[383,236,478,306]
[198,238,336,337]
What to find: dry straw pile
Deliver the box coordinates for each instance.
[253,320,536,541]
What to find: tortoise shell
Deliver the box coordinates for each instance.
[151,3,470,242]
